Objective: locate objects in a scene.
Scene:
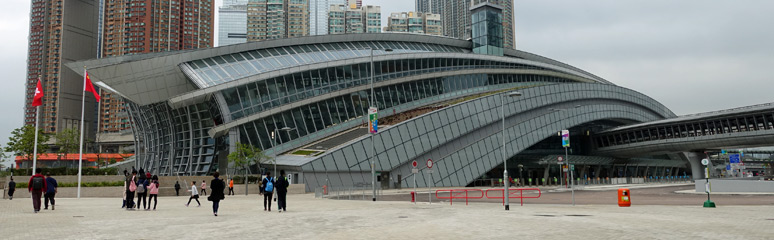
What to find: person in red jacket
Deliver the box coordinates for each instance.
[28,168,47,213]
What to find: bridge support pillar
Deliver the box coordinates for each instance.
[681,152,705,181]
[543,167,550,186]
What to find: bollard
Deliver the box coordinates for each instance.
[323,185,328,195]
[618,188,631,207]
[410,191,415,202]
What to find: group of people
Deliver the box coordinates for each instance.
[23,169,58,213]
[13,167,290,217]
[260,170,290,212]
[123,168,160,211]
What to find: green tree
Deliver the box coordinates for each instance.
[4,125,50,164]
[55,128,80,157]
[227,142,269,195]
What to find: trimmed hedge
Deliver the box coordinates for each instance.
[232,175,260,184]
[11,167,118,176]
[15,181,125,188]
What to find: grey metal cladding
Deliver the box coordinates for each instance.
[300,83,673,189]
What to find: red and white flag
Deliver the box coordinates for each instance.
[84,71,100,102]
[32,78,44,107]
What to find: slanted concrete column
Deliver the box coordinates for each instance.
[543,167,550,186]
[680,152,706,180]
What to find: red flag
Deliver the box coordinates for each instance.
[84,71,100,102]
[32,78,43,107]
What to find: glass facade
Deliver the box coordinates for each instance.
[182,41,467,87]
[218,1,248,46]
[471,4,504,56]
[232,73,575,151]
[128,99,226,176]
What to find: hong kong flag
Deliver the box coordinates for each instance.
[84,71,100,102]
[32,78,43,107]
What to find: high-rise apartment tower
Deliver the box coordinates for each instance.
[385,12,442,36]
[247,0,310,42]
[328,4,380,34]
[100,0,214,133]
[24,0,99,135]
[415,0,514,49]
[219,0,249,46]
[309,0,345,35]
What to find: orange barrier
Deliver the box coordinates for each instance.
[435,189,484,205]
[485,188,542,206]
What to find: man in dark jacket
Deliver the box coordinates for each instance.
[44,172,58,210]
[174,181,181,196]
[125,170,137,210]
[262,172,274,211]
[275,170,290,212]
[28,168,47,213]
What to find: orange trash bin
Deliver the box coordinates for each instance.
[618,188,631,207]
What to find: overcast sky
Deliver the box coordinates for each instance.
[1,0,773,162]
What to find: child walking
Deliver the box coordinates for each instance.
[185,181,201,207]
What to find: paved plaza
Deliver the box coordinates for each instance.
[2,186,774,240]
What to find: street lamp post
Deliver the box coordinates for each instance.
[369,48,392,202]
[501,91,522,211]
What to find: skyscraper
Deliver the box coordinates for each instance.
[101,0,214,133]
[328,4,380,34]
[24,0,99,135]
[247,0,309,42]
[416,0,515,49]
[385,12,442,36]
[219,0,249,46]
[309,0,346,35]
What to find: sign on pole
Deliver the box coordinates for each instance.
[729,154,740,163]
[426,159,434,169]
[561,130,570,148]
[412,160,418,168]
[557,156,564,164]
[368,107,378,133]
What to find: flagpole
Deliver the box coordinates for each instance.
[32,105,40,176]
[77,67,87,199]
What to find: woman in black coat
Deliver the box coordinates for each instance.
[208,171,226,216]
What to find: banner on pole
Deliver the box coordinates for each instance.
[561,130,570,148]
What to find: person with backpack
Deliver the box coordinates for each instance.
[7,177,15,200]
[44,172,58,210]
[174,181,181,196]
[262,172,275,211]
[136,176,148,210]
[185,181,200,207]
[27,168,47,213]
[275,170,289,212]
[200,180,207,196]
[207,171,225,216]
[126,170,137,210]
[147,175,159,210]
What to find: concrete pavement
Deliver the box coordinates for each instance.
[2,192,774,239]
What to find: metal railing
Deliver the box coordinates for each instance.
[485,188,542,206]
[434,189,484,205]
[314,184,383,200]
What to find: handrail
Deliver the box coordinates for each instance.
[485,188,542,206]
[435,189,484,205]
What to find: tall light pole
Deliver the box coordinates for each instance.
[271,127,295,179]
[501,91,522,211]
[369,47,393,202]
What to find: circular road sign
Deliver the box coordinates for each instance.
[701,159,709,166]
[558,156,564,162]
[412,160,418,168]
[427,159,434,169]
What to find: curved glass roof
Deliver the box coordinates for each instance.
[182,41,467,88]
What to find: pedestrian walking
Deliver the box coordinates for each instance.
[7,177,15,200]
[228,178,234,195]
[174,181,181,196]
[27,168,47,213]
[44,172,57,210]
[122,177,127,208]
[201,180,207,196]
[262,172,275,211]
[126,170,137,210]
[136,176,148,209]
[208,172,225,216]
[185,181,200,207]
[275,170,289,212]
[147,175,159,210]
